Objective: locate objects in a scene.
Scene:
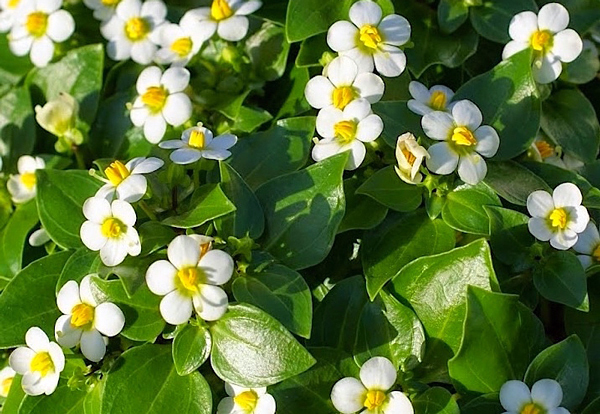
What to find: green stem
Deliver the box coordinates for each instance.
[73,145,86,170]
[139,200,158,221]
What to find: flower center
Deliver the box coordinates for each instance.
[429,91,447,111]
[188,130,206,149]
[101,217,125,238]
[359,25,382,50]
[451,126,477,146]
[530,30,554,54]
[332,86,356,110]
[211,0,233,21]
[101,0,120,6]
[141,86,168,113]
[8,0,20,9]
[548,208,568,230]
[520,403,544,414]
[363,390,386,410]
[234,390,259,412]
[334,120,357,145]
[26,12,48,38]
[171,37,193,57]
[1,376,13,397]
[534,140,554,159]
[402,149,416,166]
[30,352,54,377]
[70,303,95,329]
[20,172,36,190]
[177,267,201,293]
[104,160,130,186]
[125,17,150,41]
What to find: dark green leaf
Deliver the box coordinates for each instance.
[562,40,600,84]
[372,101,424,148]
[296,34,328,67]
[413,387,460,414]
[162,184,235,229]
[338,177,388,233]
[0,201,38,280]
[460,393,504,414]
[438,0,470,34]
[56,247,102,294]
[173,323,212,376]
[485,206,536,271]
[98,254,157,297]
[484,160,551,206]
[442,182,501,235]
[470,0,538,43]
[357,166,423,212]
[0,87,36,171]
[138,221,176,256]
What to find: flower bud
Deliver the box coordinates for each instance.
[394,132,429,185]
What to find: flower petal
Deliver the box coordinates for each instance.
[578,254,594,270]
[80,222,105,251]
[342,47,374,73]
[384,391,414,414]
[163,93,192,127]
[474,125,500,158]
[327,55,358,87]
[553,182,582,208]
[193,285,228,321]
[9,347,35,374]
[217,15,249,41]
[30,36,54,67]
[457,153,487,185]
[136,66,162,95]
[111,199,136,226]
[331,377,367,414]
[573,222,600,254]
[216,397,236,414]
[168,235,201,269]
[531,379,563,409]
[327,21,358,52]
[550,229,578,250]
[54,314,82,348]
[199,250,234,285]
[234,0,262,15]
[373,44,406,77]
[508,11,539,41]
[80,329,106,362]
[452,100,482,130]
[170,148,203,164]
[208,134,237,150]
[254,393,276,414]
[304,76,334,109]
[100,238,128,267]
[349,0,382,27]
[356,114,383,143]
[116,174,147,203]
[426,142,459,175]
[422,111,454,140]
[83,197,111,223]
[161,66,190,93]
[94,302,125,337]
[312,139,342,163]
[159,139,185,150]
[316,106,344,138]
[552,29,583,63]
[160,290,193,325]
[343,98,371,121]
[26,327,50,352]
[533,54,562,84]
[527,190,554,217]
[379,14,411,46]
[146,260,177,295]
[22,372,45,396]
[143,114,167,144]
[538,2,569,33]
[566,205,589,234]
[407,100,432,116]
[499,380,532,412]
[346,140,366,170]
[528,217,554,241]
[80,274,98,307]
[353,72,384,104]
[46,10,75,42]
[360,357,397,391]
[130,39,156,65]
[56,280,81,314]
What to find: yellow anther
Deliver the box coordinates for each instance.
[20,172,36,190]
[211,0,234,21]
[125,17,150,41]
[26,12,48,38]
[1,376,13,397]
[101,218,124,238]
[234,390,259,412]
[141,86,167,112]
[177,267,200,293]
[101,0,120,5]
[188,129,206,149]
[30,352,54,377]
[171,37,193,57]
[333,120,357,145]
[593,244,600,262]
[8,0,20,8]
[70,303,95,328]
[535,140,554,159]
[402,149,416,166]
[363,390,386,410]
[104,160,130,186]
[429,90,447,111]
[549,208,568,230]
[451,126,477,146]
[520,403,542,414]
[332,86,356,110]
[531,30,553,53]
[359,25,382,50]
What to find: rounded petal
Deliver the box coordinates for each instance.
[349,0,382,27]
[136,66,162,94]
[38,0,62,13]
[331,377,367,414]
[356,114,383,142]
[548,409,570,414]
[373,44,406,77]
[161,67,190,93]
[457,153,487,185]
[143,114,167,144]
[163,93,192,126]
[100,238,128,267]
[474,125,500,158]
[30,36,55,67]
[29,228,51,247]
[234,0,262,15]
[346,140,366,170]
[193,285,228,321]
[111,199,136,226]
[106,36,132,61]
[353,72,384,103]
[426,142,459,175]
[56,280,81,314]
[199,250,234,285]
[130,40,157,65]
[9,347,35,374]
[217,15,249,41]
[160,290,193,325]
[407,100,433,116]
[79,275,98,307]
[385,391,414,414]
[379,14,411,46]
[529,217,554,241]
[168,235,201,269]
[116,174,147,203]
[125,226,141,257]
[553,182,582,208]
[94,302,125,337]
[9,35,33,57]
[566,205,589,234]
[208,133,237,150]
[359,356,397,391]
[342,47,374,73]
[408,81,430,103]
[312,139,342,163]
[573,222,600,254]
[422,111,454,140]
[327,55,358,87]
[452,100,482,130]
[83,196,112,223]
[158,139,185,150]
[499,380,532,412]
[316,106,344,138]
[552,29,583,63]
[327,21,358,52]
[538,2,569,33]
[54,314,82,348]
[533,54,562,84]
[22,372,46,396]
[216,397,236,414]
[80,329,106,362]
[578,254,594,270]
[170,148,203,164]
[141,0,167,23]
[550,229,578,250]
[304,76,334,109]
[531,379,563,409]
[343,98,371,121]
[26,327,50,352]
[508,11,539,41]
[527,190,554,217]
[130,102,149,127]
[46,10,75,42]
[254,393,276,414]
[146,259,177,295]
[80,222,105,251]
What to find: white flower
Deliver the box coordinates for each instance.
[29,227,50,246]
[217,383,276,414]
[529,136,583,171]
[8,327,64,396]
[573,221,600,269]
[7,155,45,203]
[95,156,164,202]
[331,356,413,414]
[0,0,24,32]
[130,66,192,144]
[35,92,83,152]
[395,133,429,185]
[327,0,411,77]
[304,56,384,111]
[80,197,141,266]
[8,0,75,67]
[422,100,500,185]
[503,2,583,84]
[145,234,234,325]
[182,0,262,43]
[500,379,570,414]
[407,81,455,116]
[0,366,16,398]
[527,182,589,250]
[159,123,237,165]
[313,98,383,170]
[154,15,205,67]
[84,0,122,21]
[55,275,125,362]
[100,0,166,65]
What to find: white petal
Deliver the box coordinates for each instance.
[343,98,371,121]
[9,347,35,374]
[146,260,177,295]
[254,393,276,414]
[407,100,432,116]
[430,85,454,103]
[531,379,563,409]
[553,182,582,208]
[29,228,51,247]
[130,40,156,65]
[379,14,411,46]
[100,238,128,267]
[578,255,593,269]
[54,314,82,348]
[327,21,358,52]
[193,285,228,321]
[474,125,500,158]
[353,73,384,103]
[499,380,532,412]
[141,0,167,23]
[195,18,217,42]
[9,36,33,57]
[160,290,193,325]
[80,329,106,362]
[143,114,167,144]
[373,44,406,77]
[30,36,55,67]
[331,377,367,414]
[159,139,185,149]
[208,133,237,150]
[170,148,203,164]
[106,35,132,61]
[161,66,190,93]
[216,397,236,414]
[199,250,234,286]
[457,153,487,185]
[528,217,554,241]
[552,29,583,63]
[217,15,249,41]
[508,11,538,41]
[346,140,366,170]
[38,0,62,14]
[136,66,162,94]
[349,0,382,27]
[22,372,45,396]
[356,114,383,142]
[408,81,429,103]
[452,100,482,130]
[80,222,106,251]
[527,190,554,218]
[168,235,201,269]
[111,199,136,226]
[94,303,125,337]
[116,175,147,203]
[327,55,358,87]
[566,205,589,234]
[538,3,569,33]
[79,275,97,307]
[548,409,570,414]
[125,226,141,257]
[46,10,75,42]
[304,76,334,109]
[360,356,396,390]
[312,140,342,163]
[426,142,459,175]
[83,196,111,223]
[130,102,149,127]
[116,0,142,19]
[163,93,192,126]
[422,111,454,140]
[26,327,50,352]
[533,54,562,84]
[503,40,529,60]
[316,106,344,138]
[48,341,65,372]
[56,280,81,314]
[550,229,578,250]
[573,222,600,254]
[384,391,414,414]
[234,0,262,15]
[342,47,374,73]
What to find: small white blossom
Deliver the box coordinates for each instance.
[159,123,237,165]
[407,81,455,116]
[35,92,83,152]
[217,382,276,414]
[0,366,16,398]
[95,157,164,202]
[7,155,45,204]
[9,327,65,396]
[500,379,570,414]
[0,0,24,32]
[84,0,122,21]
[29,227,50,247]
[154,16,205,67]
[394,133,429,185]
[573,221,600,269]
[527,182,589,250]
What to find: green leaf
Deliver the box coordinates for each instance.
[562,40,600,84]
[233,262,312,338]
[296,34,328,68]
[533,251,589,311]
[0,87,36,171]
[245,21,290,81]
[583,397,600,414]
[460,393,504,414]
[437,0,470,34]
[484,160,551,205]
[2,375,25,414]
[19,383,86,414]
[453,49,541,160]
[390,240,496,382]
[485,206,536,271]
[56,247,102,294]
[470,0,538,43]
[413,387,460,414]
[256,152,347,270]
[98,254,158,297]
[138,221,176,256]
[442,182,501,235]
[228,117,315,190]
[172,323,212,376]
[362,210,455,300]
[448,287,545,394]
[0,201,38,280]
[210,303,316,387]
[36,169,102,249]
[102,344,212,414]
[524,335,589,409]
[214,162,264,239]
[541,88,600,164]
[162,184,235,229]
[267,65,311,120]
[373,101,424,148]
[232,106,273,133]
[0,35,32,83]
[83,380,103,414]
[357,166,423,212]
[0,251,72,348]
[338,177,388,233]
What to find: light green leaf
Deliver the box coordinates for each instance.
[56,247,102,294]
[97,254,158,297]
[442,182,501,235]
[470,0,538,43]
[296,34,328,68]
[534,251,589,311]
[0,201,38,280]
[162,184,235,229]
[246,21,290,81]
[413,387,460,414]
[356,166,423,212]
[2,375,25,414]
[19,383,86,414]
[172,323,212,376]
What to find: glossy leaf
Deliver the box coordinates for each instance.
[438,0,470,34]
[413,387,460,414]
[56,247,102,294]
[0,87,36,171]
[484,160,551,206]
[0,201,38,280]
[357,166,423,212]
[470,0,538,43]
[338,177,388,233]
[442,182,501,235]
[373,101,424,148]
[19,383,86,414]
[172,323,212,376]
[138,221,176,256]
[162,184,235,229]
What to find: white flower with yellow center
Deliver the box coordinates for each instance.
[574,222,600,269]
[529,136,583,171]
[304,56,384,112]
[422,100,499,185]
[94,156,164,202]
[331,356,414,414]
[527,183,589,250]
[130,66,192,144]
[395,133,429,185]
[217,383,276,414]
[182,0,262,43]
[84,0,122,21]
[502,3,583,84]
[55,275,125,362]
[0,0,24,32]
[407,81,455,116]
[80,197,141,266]
[8,327,64,396]
[0,366,16,398]
[100,0,166,64]
[313,98,383,171]
[146,234,234,325]
[500,379,570,414]
[7,155,45,204]
[154,16,205,67]
[327,0,411,77]
[159,123,237,165]
[8,0,75,67]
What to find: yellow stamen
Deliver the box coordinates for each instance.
[30,352,54,377]
[26,12,48,38]
[101,218,124,238]
[363,390,386,410]
[104,160,130,186]
[402,149,416,166]
[332,86,356,110]
[171,37,193,57]
[535,140,554,159]
[593,244,600,262]
[8,0,20,9]
[101,0,120,5]
[520,403,542,414]
[70,303,95,328]
[188,129,206,149]
[211,0,233,21]
[125,17,150,41]
[429,91,447,111]
[451,126,477,146]
[548,208,568,230]
[233,390,259,412]
[333,120,357,145]
[1,377,13,397]
[359,25,382,50]
[141,86,167,113]
[200,242,211,258]
[530,30,553,53]
[177,267,200,293]
[20,172,36,190]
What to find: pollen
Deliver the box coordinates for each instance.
[30,352,54,377]
[429,91,447,111]
[451,126,477,146]
[26,12,48,38]
[20,172,36,190]
[332,86,356,110]
[334,120,357,145]
[177,267,200,293]
[363,389,386,410]
[8,0,20,9]
[520,403,542,414]
[534,140,554,159]
[101,217,124,238]
[104,160,130,186]
[548,208,568,230]
[530,30,553,54]
[211,0,234,21]
[188,130,206,149]
[171,37,193,57]
[402,149,416,165]
[359,25,382,50]
[141,86,168,113]
[70,303,95,328]
[234,390,259,412]
[125,17,150,41]
[101,0,120,5]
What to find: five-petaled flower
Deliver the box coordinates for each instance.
[394,133,429,185]
[407,81,456,116]
[500,379,570,414]
[7,155,45,204]
[159,123,237,164]
[95,156,164,202]
[216,382,276,414]
[153,15,205,67]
